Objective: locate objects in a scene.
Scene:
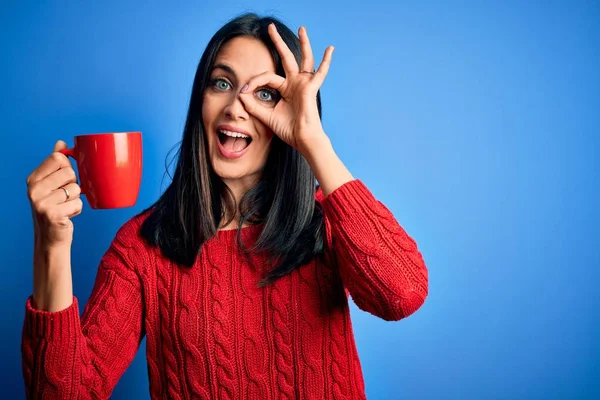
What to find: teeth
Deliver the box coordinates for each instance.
[219,129,249,139]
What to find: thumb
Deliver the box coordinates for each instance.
[53,140,68,152]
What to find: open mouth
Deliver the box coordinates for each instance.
[218,129,252,152]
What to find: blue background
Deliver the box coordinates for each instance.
[2,1,599,399]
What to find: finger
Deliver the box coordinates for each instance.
[35,195,83,224]
[26,147,72,187]
[241,71,286,94]
[268,23,300,75]
[313,46,335,87]
[37,182,82,210]
[28,166,78,203]
[51,197,84,220]
[299,26,315,73]
[53,140,67,152]
[238,90,274,127]
[52,182,82,204]
[64,197,84,219]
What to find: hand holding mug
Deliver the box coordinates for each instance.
[26,131,143,248]
[26,140,83,248]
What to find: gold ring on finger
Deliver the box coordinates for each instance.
[61,186,70,202]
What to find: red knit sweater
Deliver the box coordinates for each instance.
[22,179,428,399]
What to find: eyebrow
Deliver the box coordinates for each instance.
[211,63,236,76]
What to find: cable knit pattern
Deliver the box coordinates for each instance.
[177,259,211,399]
[319,253,354,400]
[206,236,238,399]
[270,273,295,399]
[157,257,182,399]
[297,259,325,399]
[21,179,428,399]
[239,250,270,399]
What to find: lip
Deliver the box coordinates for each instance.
[215,124,252,160]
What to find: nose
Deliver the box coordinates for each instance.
[223,92,249,120]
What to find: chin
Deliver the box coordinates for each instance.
[211,159,262,182]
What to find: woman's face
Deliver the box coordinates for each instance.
[202,36,279,188]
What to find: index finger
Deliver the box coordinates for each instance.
[26,151,72,187]
[268,23,300,75]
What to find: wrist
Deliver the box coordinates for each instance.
[300,136,354,197]
[32,246,73,312]
[33,242,71,274]
[298,133,333,163]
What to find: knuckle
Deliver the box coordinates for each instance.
[73,204,83,217]
[65,167,76,181]
[27,181,42,201]
[69,183,79,196]
[74,198,83,211]
[27,185,35,200]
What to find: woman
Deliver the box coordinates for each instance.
[22,13,428,400]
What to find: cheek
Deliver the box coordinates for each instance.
[202,97,219,146]
[253,119,274,143]
[201,96,212,130]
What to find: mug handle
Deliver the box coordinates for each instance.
[59,148,85,194]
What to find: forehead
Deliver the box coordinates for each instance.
[213,36,276,77]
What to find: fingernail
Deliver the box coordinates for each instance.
[240,84,248,93]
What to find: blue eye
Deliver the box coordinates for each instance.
[212,78,231,91]
[257,88,278,102]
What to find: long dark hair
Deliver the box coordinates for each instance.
[140,13,325,286]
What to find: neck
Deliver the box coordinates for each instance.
[222,173,261,204]
[219,176,255,231]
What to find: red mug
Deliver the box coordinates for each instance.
[59,132,143,209]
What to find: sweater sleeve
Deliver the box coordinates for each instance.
[21,218,145,399]
[316,179,428,321]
